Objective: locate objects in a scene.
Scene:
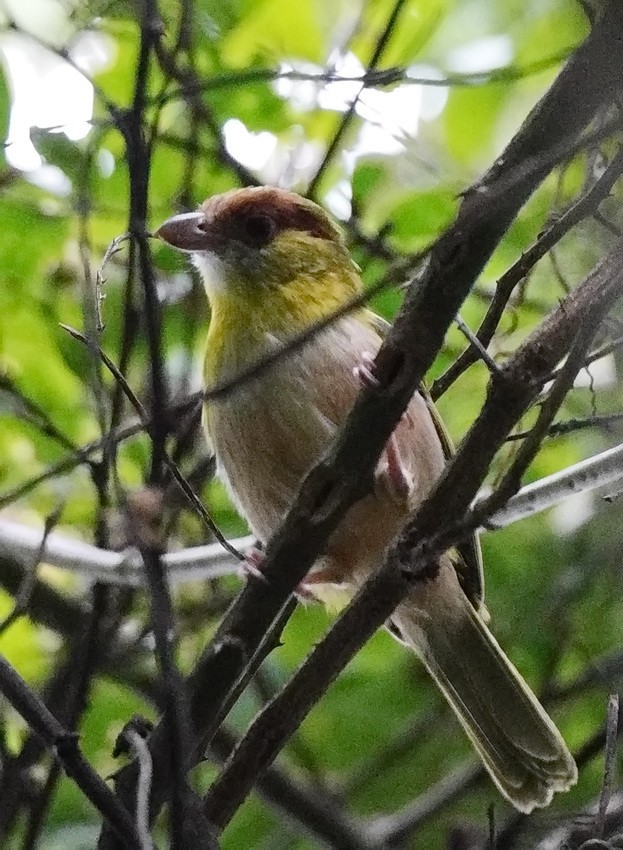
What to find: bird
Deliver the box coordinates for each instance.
[156,186,577,813]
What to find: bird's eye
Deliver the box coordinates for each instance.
[243,214,275,243]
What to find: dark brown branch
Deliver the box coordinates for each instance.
[118,5,191,847]
[431,142,623,399]
[210,728,379,850]
[0,654,140,847]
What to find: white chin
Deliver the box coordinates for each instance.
[191,252,228,294]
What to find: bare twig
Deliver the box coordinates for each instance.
[0,502,64,634]
[308,0,407,198]
[0,654,140,847]
[506,410,623,441]
[431,143,623,399]
[473,302,606,520]
[124,729,155,850]
[95,233,132,332]
[0,375,81,457]
[154,47,577,106]
[60,323,242,559]
[596,694,620,837]
[455,313,502,375]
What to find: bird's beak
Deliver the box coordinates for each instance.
[155,211,209,252]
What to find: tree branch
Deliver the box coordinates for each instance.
[0,655,140,847]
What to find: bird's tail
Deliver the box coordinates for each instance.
[391,563,577,813]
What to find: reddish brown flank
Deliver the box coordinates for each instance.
[200,186,339,244]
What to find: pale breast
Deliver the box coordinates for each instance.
[204,316,376,542]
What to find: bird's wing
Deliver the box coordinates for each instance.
[364,310,484,608]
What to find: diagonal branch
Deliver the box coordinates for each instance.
[0,654,140,847]
[431,143,623,399]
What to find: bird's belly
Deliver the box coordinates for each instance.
[205,369,337,542]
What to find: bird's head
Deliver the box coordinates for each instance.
[156,187,361,327]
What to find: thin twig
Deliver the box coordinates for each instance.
[95,234,132,332]
[0,375,82,457]
[124,729,155,850]
[60,323,242,560]
[431,142,623,399]
[308,0,407,198]
[0,502,64,634]
[596,693,620,837]
[455,314,501,375]
[153,47,578,106]
[506,410,623,441]
[474,303,606,519]
[0,654,140,847]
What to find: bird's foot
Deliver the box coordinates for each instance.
[353,351,414,428]
[378,433,413,503]
[352,350,379,388]
[352,353,414,501]
[296,565,347,604]
[239,546,321,602]
[294,583,318,603]
[239,546,269,584]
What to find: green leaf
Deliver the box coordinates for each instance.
[222,0,325,65]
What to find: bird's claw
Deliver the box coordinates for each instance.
[353,352,413,427]
[240,547,319,602]
[379,434,413,503]
[294,582,318,603]
[353,351,379,388]
[239,546,269,584]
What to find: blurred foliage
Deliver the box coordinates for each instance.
[0,0,622,848]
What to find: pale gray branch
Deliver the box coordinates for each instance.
[481,441,623,530]
[1,441,622,585]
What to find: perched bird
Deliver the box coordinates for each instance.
[156,186,577,812]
